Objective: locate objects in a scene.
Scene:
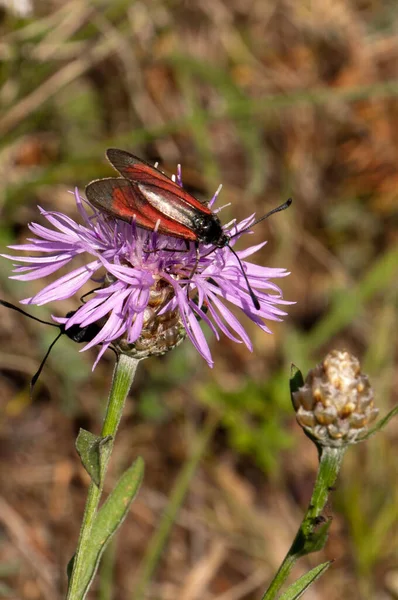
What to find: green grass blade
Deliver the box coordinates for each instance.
[278,561,332,600]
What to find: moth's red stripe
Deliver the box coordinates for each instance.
[123,165,212,214]
[112,188,197,241]
[123,163,173,186]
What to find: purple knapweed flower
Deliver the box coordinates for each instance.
[2,175,291,368]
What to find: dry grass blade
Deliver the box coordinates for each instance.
[179,539,227,600]
[0,35,120,136]
[0,496,59,600]
[212,569,268,600]
[2,2,78,42]
[32,1,93,62]
[91,10,180,159]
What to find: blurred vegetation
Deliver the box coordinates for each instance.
[0,1,397,599]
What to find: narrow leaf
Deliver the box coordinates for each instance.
[290,364,304,409]
[359,405,398,441]
[74,456,144,599]
[291,519,331,558]
[279,561,332,600]
[66,554,75,581]
[75,428,113,487]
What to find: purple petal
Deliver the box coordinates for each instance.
[24,261,100,305]
[2,252,73,264]
[174,287,213,367]
[11,258,73,281]
[91,343,110,370]
[234,241,268,259]
[206,290,252,349]
[82,310,128,351]
[127,310,145,343]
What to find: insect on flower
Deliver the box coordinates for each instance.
[86,149,292,310]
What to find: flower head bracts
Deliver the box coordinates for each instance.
[3,183,291,368]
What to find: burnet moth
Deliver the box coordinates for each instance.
[86,149,292,310]
[0,299,102,394]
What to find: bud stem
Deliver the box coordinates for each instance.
[261,446,346,600]
[67,354,140,599]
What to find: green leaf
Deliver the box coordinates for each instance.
[278,561,332,599]
[66,554,75,581]
[290,364,304,396]
[75,429,113,487]
[72,457,144,599]
[359,405,398,441]
[302,520,332,555]
[291,519,332,558]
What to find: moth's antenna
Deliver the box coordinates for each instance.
[1,299,110,396]
[80,286,103,304]
[0,299,58,327]
[30,331,63,394]
[199,199,292,309]
[229,198,292,241]
[0,300,65,396]
[227,245,260,310]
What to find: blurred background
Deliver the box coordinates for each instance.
[0,1,397,599]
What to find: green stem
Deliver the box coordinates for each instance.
[131,414,218,600]
[67,354,140,600]
[262,446,346,600]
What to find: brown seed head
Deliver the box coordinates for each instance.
[292,350,378,447]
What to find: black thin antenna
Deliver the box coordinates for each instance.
[200,198,292,309]
[30,331,63,393]
[228,198,292,241]
[1,299,63,395]
[225,198,292,309]
[227,245,260,310]
[0,299,58,328]
[1,299,111,395]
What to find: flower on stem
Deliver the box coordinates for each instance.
[2,176,291,368]
[292,350,379,447]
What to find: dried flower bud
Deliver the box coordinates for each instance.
[113,280,187,359]
[292,350,379,447]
